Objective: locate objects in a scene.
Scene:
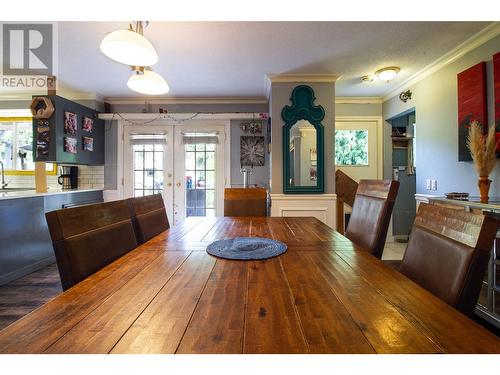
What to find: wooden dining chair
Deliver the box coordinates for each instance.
[399,203,499,316]
[127,194,170,244]
[344,179,400,259]
[45,200,138,291]
[224,188,267,217]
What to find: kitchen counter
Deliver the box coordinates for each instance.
[0,189,104,285]
[0,188,103,201]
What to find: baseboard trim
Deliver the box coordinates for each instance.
[0,256,56,286]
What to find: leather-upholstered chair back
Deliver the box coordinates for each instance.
[127,194,169,244]
[345,179,399,259]
[224,188,267,217]
[45,200,138,291]
[400,203,498,316]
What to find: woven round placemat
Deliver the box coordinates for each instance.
[206,237,287,260]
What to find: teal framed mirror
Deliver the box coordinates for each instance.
[282,85,324,193]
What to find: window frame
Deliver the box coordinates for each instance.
[334,129,369,167]
[0,117,57,175]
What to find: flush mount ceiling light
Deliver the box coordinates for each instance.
[127,66,169,95]
[100,21,158,67]
[375,67,400,82]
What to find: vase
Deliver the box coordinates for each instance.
[478,176,491,203]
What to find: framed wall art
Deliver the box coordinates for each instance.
[457,62,488,161]
[493,52,500,157]
[64,111,77,134]
[240,136,265,167]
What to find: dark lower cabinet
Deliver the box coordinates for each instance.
[0,190,103,285]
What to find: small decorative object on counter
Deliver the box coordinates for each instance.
[445,192,469,201]
[466,121,499,203]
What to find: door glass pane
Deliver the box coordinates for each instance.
[185,152,195,170]
[206,152,215,170]
[134,171,143,189]
[133,143,164,197]
[206,171,215,189]
[185,143,216,218]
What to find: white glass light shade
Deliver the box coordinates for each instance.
[100,29,158,66]
[127,70,169,95]
[375,67,400,82]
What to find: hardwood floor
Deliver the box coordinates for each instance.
[0,264,62,330]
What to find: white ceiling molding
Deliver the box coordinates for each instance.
[267,74,339,83]
[265,74,339,99]
[335,97,382,104]
[98,112,266,121]
[103,97,268,105]
[382,22,500,102]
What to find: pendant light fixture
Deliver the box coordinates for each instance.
[127,66,169,95]
[100,22,158,67]
[101,22,170,96]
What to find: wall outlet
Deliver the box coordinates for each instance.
[426,179,432,190]
[431,179,437,190]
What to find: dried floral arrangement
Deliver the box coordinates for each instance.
[466,121,498,177]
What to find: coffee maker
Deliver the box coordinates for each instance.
[58,166,78,190]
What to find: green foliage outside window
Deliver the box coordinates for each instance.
[335,130,368,165]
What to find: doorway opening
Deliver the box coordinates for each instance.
[389,110,416,242]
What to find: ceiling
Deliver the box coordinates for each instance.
[57,21,492,99]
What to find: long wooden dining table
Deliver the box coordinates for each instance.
[0,217,498,354]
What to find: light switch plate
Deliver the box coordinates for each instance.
[431,179,437,190]
[426,179,431,190]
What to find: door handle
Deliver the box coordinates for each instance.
[176,182,181,187]
[167,182,172,187]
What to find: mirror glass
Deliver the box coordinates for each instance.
[288,120,317,187]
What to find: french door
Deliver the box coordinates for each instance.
[123,123,226,225]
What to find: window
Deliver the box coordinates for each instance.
[0,118,55,174]
[335,130,368,166]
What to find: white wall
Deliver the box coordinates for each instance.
[383,34,500,197]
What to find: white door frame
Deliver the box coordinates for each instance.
[335,116,384,179]
[123,125,175,220]
[173,121,227,224]
[107,117,231,225]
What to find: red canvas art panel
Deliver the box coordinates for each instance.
[457,61,488,161]
[494,52,500,156]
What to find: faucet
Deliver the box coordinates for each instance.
[0,161,7,189]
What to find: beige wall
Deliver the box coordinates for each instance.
[335,103,382,117]
[383,34,500,197]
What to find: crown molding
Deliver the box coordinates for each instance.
[267,74,339,84]
[98,112,266,121]
[265,74,339,100]
[103,96,268,105]
[382,22,500,102]
[335,96,382,104]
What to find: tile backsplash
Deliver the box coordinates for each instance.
[78,166,104,189]
[4,165,104,190]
